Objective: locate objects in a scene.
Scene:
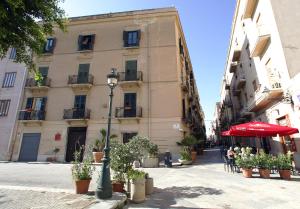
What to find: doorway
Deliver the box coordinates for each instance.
[19,133,41,162]
[124,93,136,117]
[65,127,87,162]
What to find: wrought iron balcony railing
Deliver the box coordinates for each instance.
[68,75,94,85]
[63,108,91,120]
[19,110,46,121]
[115,106,142,118]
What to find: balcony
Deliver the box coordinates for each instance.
[63,108,90,125]
[118,71,143,88]
[232,89,241,96]
[68,75,94,92]
[181,80,188,92]
[232,50,241,62]
[250,25,271,58]
[229,61,239,73]
[25,78,51,93]
[248,86,283,112]
[236,75,246,89]
[241,107,254,118]
[19,110,45,125]
[243,0,258,19]
[115,106,142,122]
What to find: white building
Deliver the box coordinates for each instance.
[219,0,300,154]
[0,48,27,160]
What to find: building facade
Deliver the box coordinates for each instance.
[0,48,27,160]
[219,0,300,154]
[10,8,205,162]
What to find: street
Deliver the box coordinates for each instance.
[0,149,300,209]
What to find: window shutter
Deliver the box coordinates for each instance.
[137,30,141,43]
[91,34,95,50]
[40,97,47,111]
[25,98,33,109]
[78,35,83,51]
[50,38,56,53]
[123,31,128,47]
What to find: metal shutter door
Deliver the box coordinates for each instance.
[19,133,41,162]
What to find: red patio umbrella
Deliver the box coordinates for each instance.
[227,121,299,137]
[221,130,231,136]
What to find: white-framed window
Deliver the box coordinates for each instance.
[0,100,11,117]
[2,72,17,88]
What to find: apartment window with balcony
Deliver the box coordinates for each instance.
[43,38,56,53]
[9,48,16,60]
[20,97,47,120]
[0,100,10,117]
[122,132,137,144]
[78,64,90,83]
[182,99,186,119]
[78,35,95,51]
[179,38,184,55]
[123,30,140,47]
[125,60,137,81]
[2,72,17,88]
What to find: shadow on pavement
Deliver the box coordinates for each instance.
[127,186,223,209]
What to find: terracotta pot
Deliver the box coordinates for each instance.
[259,169,270,179]
[191,151,197,162]
[130,178,146,203]
[112,181,125,192]
[75,179,91,194]
[279,170,291,180]
[92,152,103,163]
[242,168,252,178]
[145,177,153,195]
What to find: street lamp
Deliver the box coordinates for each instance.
[96,68,118,199]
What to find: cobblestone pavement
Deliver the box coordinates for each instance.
[0,189,96,209]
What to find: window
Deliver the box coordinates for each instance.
[0,100,10,117]
[2,72,17,88]
[21,97,47,120]
[123,30,140,47]
[252,80,258,92]
[9,48,16,60]
[38,67,49,78]
[43,38,56,53]
[125,60,137,81]
[78,35,95,51]
[123,132,137,144]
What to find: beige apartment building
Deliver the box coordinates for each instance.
[218,0,300,154]
[0,48,27,160]
[10,8,205,162]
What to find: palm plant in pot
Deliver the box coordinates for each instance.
[177,135,198,163]
[128,169,146,203]
[179,146,193,165]
[275,153,292,180]
[71,148,95,194]
[92,129,117,163]
[254,150,273,179]
[235,147,254,178]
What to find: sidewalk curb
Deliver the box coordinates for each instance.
[88,193,127,209]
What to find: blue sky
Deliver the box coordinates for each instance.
[60,0,236,131]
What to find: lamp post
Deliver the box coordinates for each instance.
[96,68,118,199]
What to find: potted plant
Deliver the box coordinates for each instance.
[178,146,193,165]
[235,147,254,178]
[142,143,159,168]
[254,150,272,179]
[145,173,153,195]
[275,153,292,180]
[110,140,135,193]
[177,135,198,162]
[71,148,95,194]
[128,169,146,203]
[92,129,117,163]
[34,71,44,87]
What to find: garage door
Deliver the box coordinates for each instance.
[19,133,41,162]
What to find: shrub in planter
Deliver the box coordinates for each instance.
[93,129,117,163]
[71,148,95,194]
[178,146,193,165]
[112,172,125,193]
[275,153,292,180]
[254,150,273,178]
[128,169,146,203]
[235,147,254,178]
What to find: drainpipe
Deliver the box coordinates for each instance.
[147,24,151,140]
